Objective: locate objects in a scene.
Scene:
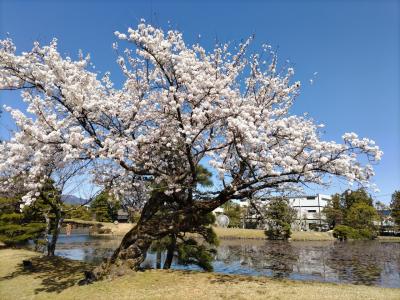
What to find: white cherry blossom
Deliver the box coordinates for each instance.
[0,22,382,208]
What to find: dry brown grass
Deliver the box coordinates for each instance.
[291,230,335,241]
[1,248,399,300]
[99,222,134,235]
[213,227,335,241]
[377,236,400,242]
[213,227,266,239]
[64,219,134,236]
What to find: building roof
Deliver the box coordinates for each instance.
[239,194,331,202]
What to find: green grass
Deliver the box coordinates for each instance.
[0,249,399,300]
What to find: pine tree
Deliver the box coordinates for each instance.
[149,166,219,271]
[390,191,400,227]
[323,194,344,229]
[150,212,218,271]
[0,196,45,246]
[264,197,297,240]
[90,191,119,222]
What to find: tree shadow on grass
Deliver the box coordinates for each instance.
[168,269,272,285]
[204,271,294,287]
[207,273,267,285]
[0,255,91,294]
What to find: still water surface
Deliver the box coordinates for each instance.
[54,234,400,288]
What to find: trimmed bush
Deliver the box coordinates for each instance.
[333,225,376,240]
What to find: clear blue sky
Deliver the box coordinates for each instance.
[0,0,399,204]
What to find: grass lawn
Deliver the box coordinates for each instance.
[213,227,335,241]
[0,249,399,300]
[64,219,134,236]
[377,236,400,242]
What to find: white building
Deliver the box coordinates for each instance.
[237,194,331,231]
[289,194,331,231]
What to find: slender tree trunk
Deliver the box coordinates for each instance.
[163,235,176,269]
[47,211,63,256]
[156,250,162,269]
[44,213,51,253]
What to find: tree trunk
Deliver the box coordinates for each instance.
[163,235,176,269]
[47,212,63,256]
[93,193,224,280]
[93,195,167,278]
[156,250,162,269]
[44,212,51,251]
[94,205,190,278]
[93,221,155,278]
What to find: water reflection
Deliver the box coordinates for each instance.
[54,235,400,288]
[215,241,299,279]
[55,235,119,264]
[325,241,398,286]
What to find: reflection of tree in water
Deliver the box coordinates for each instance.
[263,241,299,278]
[83,247,115,265]
[325,241,382,285]
[216,241,299,278]
[56,237,120,265]
[54,236,400,287]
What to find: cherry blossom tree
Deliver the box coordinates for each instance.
[0,21,382,277]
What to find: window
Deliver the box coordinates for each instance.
[308,210,317,213]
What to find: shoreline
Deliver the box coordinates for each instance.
[66,219,334,240]
[66,219,400,242]
[1,248,399,300]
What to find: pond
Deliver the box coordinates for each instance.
[53,234,400,288]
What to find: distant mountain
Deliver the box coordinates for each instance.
[61,195,87,205]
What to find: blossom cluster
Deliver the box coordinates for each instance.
[0,21,382,206]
